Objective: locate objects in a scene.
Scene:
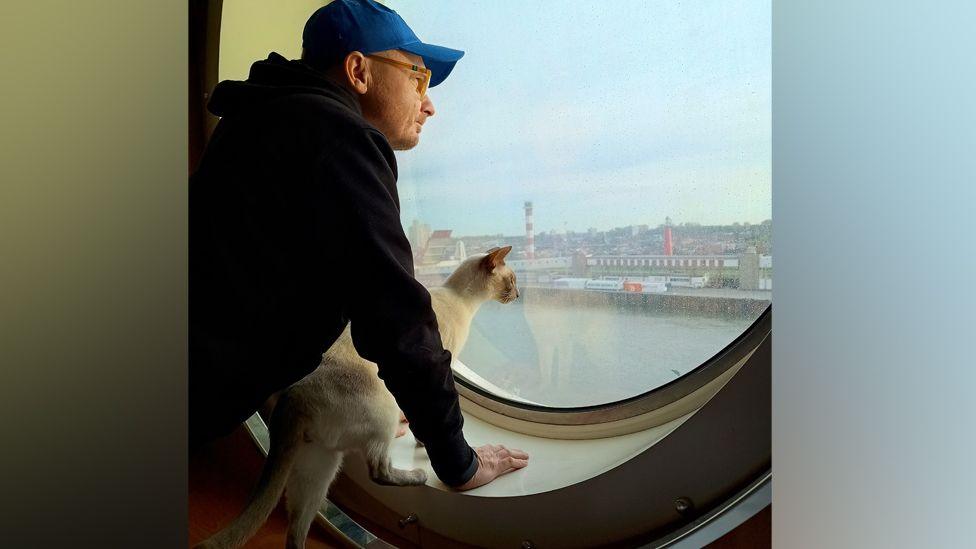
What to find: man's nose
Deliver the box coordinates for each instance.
[421,95,436,118]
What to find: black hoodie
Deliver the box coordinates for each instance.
[190,52,477,487]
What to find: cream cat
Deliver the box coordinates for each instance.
[197,246,518,549]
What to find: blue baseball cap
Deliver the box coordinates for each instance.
[302,0,464,88]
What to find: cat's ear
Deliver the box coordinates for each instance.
[481,245,513,271]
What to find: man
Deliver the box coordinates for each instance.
[189,0,528,490]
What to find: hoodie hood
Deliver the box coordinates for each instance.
[207,52,361,118]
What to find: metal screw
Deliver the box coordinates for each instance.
[675,497,694,515]
[398,514,418,529]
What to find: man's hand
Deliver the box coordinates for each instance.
[455,444,529,491]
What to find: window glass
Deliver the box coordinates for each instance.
[389,0,771,407]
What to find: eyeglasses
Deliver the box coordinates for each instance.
[367,55,431,97]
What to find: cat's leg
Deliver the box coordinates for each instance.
[364,438,428,486]
[283,448,343,549]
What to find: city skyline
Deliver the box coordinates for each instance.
[405,213,773,241]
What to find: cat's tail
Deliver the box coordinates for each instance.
[194,400,305,549]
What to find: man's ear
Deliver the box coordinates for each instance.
[480,245,513,271]
[344,51,369,95]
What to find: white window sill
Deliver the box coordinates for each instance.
[387,405,692,498]
[376,358,695,497]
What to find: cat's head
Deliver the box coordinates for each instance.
[445,245,519,304]
[480,246,519,303]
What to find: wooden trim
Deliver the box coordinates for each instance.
[189,0,222,175]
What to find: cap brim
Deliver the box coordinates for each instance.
[398,41,464,88]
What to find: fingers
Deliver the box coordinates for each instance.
[456,445,530,491]
[494,456,529,478]
[504,456,528,470]
[506,448,529,460]
[481,444,529,459]
[495,446,529,460]
[473,443,530,481]
[484,445,529,476]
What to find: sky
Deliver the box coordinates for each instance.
[385,0,771,236]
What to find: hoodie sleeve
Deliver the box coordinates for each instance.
[315,125,478,488]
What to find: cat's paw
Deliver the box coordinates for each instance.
[409,468,428,485]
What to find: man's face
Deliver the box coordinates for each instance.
[359,50,436,150]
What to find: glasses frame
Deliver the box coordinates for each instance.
[367,55,431,97]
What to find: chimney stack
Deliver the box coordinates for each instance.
[663,216,673,256]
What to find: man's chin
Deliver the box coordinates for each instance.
[391,134,421,151]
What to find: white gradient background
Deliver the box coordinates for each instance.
[773,1,975,547]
